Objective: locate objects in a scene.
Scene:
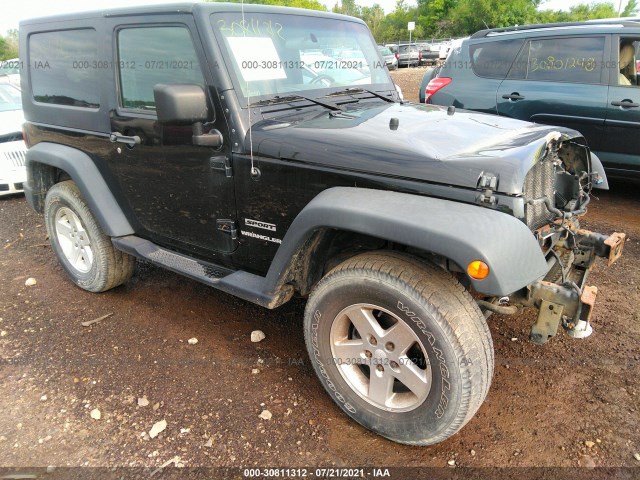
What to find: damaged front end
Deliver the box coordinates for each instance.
[519,226,624,344]
[482,133,626,344]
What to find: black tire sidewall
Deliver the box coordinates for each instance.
[45,184,105,291]
[305,274,465,444]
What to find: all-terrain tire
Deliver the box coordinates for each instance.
[303,251,493,445]
[44,180,134,292]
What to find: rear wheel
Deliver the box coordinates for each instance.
[44,180,134,292]
[304,251,493,445]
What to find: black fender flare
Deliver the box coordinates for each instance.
[25,142,134,237]
[265,187,549,297]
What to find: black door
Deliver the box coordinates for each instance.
[603,36,640,175]
[497,35,610,153]
[109,23,237,254]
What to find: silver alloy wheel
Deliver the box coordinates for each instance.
[54,207,94,273]
[329,303,432,412]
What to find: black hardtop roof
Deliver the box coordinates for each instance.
[470,17,640,39]
[19,2,360,27]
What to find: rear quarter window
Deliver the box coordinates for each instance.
[469,39,524,79]
[29,29,100,108]
[508,36,605,84]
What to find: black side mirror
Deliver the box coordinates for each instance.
[153,84,222,148]
[154,84,208,125]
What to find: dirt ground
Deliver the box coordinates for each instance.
[1,68,639,478]
[390,65,429,102]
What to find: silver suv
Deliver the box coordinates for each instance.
[386,43,420,67]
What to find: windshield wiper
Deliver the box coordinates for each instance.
[250,94,344,111]
[324,88,395,103]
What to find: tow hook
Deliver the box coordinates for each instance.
[573,230,626,266]
[604,232,625,266]
[527,282,598,344]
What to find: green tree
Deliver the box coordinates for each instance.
[451,0,539,35]
[207,0,327,11]
[534,9,570,23]
[561,2,618,20]
[416,0,458,36]
[622,0,639,16]
[332,0,361,16]
[376,1,425,43]
[0,37,8,61]
[360,5,386,39]
[0,31,19,61]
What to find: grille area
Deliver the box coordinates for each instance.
[3,149,26,167]
[523,155,556,230]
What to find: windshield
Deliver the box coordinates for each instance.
[0,83,22,112]
[378,47,392,56]
[212,12,392,103]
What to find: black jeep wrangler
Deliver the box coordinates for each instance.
[20,3,625,446]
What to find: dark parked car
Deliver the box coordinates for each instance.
[20,3,624,447]
[423,19,640,178]
[418,43,439,65]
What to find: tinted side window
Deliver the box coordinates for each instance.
[508,36,605,84]
[470,39,524,79]
[117,27,204,110]
[618,38,639,86]
[29,29,100,108]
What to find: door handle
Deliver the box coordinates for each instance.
[611,100,639,108]
[502,93,525,101]
[110,132,141,147]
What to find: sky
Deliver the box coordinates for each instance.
[0,0,631,35]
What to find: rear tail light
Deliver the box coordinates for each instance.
[395,52,399,60]
[418,52,422,61]
[424,77,451,103]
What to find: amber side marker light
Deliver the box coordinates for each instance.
[467,260,490,280]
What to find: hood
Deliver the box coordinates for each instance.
[0,109,24,137]
[250,102,583,195]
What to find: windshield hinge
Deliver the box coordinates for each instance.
[476,173,498,206]
[216,219,237,240]
[210,156,233,177]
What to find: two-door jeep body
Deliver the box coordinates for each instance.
[19,3,624,445]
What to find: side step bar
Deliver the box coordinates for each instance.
[112,236,293,309]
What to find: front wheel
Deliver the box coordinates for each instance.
[304,252,494,445]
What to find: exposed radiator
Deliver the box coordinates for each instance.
[523,154,556,230]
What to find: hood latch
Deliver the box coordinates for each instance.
[476,173,498,206]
